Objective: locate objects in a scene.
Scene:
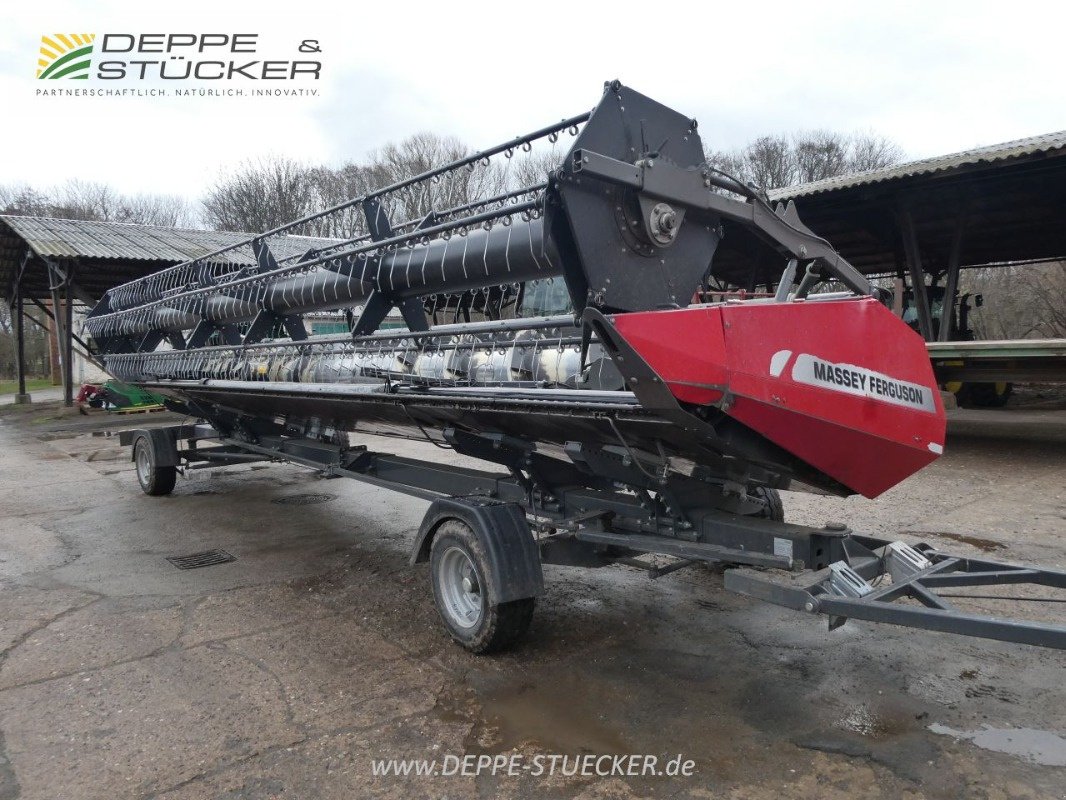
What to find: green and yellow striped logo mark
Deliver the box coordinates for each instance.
[37,34,96,80]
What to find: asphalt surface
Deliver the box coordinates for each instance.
[0,399,1063,799]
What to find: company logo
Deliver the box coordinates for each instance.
[777,351,937,413]
[37,34,96,80]
[34,33,322,99]
[36,34,320,81]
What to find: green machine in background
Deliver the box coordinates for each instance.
[77,380,165,412]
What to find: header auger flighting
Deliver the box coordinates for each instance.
[89,82,1066,653]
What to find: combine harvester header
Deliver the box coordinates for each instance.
[87,82,1064,653]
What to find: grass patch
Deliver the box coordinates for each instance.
[0,378,53,395]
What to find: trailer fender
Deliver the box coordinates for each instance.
[118,428,181,467]
[411,498,544,605]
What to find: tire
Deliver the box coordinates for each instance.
[749,486,784,521]
[429,519,534,654]
[134,436,177,496]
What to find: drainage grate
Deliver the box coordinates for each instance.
[272,493,338,506]
[166,549,236,570]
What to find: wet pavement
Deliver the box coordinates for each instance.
[0,400,1063,799]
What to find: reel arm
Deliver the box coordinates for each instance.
[567,147,876,299]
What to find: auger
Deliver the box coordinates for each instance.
[91,81,1066,653]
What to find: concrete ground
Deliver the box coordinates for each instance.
[0,400,1063,799]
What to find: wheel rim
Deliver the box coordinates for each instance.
[438,546,484,629]
[135,443,151,485]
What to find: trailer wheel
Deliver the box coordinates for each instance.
[429,519,534,653]
[750,486,784,521]
[134,435,177,496]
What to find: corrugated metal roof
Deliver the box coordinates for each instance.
[0,215,339,264]
[768,129,1066,200]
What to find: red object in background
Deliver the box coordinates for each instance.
[76,383,102,404]
[613,298,946,498]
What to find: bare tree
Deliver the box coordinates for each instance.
[850,132,905,173]
[51,179,119,221]
[961,262,1066,339]
[118,193,195,227]
[747,135,798,189]
[0,180,194,227]
[364,132,505,225]
[0,185,53,216]
[1032,262,1066,337]
[504,148,568,191]
[200,133,510,239]
[794,131,850,184]
[201,156,316,233]
[705,130,904,191]
[701,148,748,187]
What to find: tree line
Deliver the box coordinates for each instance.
[704,130,904,190]
[1,129,904,236]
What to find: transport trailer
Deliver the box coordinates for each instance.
[117,334,1066,654]
[91,81,1066,653]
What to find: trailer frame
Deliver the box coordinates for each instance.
[118,416,1066,652]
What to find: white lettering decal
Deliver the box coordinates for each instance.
[790,354,937,413]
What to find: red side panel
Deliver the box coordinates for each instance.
[612,298,946,498]
[607,305,727,405]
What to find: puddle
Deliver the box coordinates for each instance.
[468,672,629,754]
[837,704,911,738]
[929,723,1066,766]
[903,531,1006,552]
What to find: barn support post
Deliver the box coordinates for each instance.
[898,206,935,341]
[13,249,32,404]
[44,257,74,406]
[939,212,967,342]
[64,278,74,406]
[892,277,905,316]
[47,282,65,388]
[13,290,30,404]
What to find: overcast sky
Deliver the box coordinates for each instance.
[3,0,1065,204]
